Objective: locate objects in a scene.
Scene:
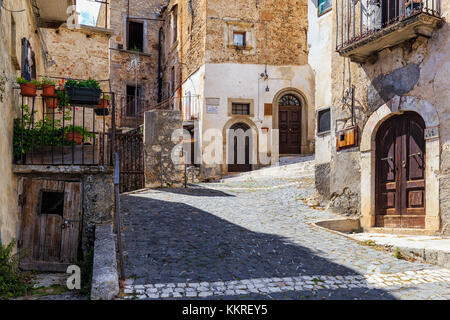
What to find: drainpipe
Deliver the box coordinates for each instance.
[157,27,163,103]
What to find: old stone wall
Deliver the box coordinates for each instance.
[143,110,185,188]
[311,2,450,234]
[205,0,309,66]
[109,0,168,112]
[0,0,47,245]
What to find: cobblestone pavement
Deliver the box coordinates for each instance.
[120,171,450,300]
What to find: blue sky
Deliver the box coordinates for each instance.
[77,0,101,26]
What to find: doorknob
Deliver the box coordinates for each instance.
[402,160,406,168]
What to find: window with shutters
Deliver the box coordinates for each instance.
[232,103,250,115]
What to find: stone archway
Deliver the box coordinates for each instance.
[360,95,440,233]
[272,88,309,160]
[222,118,259,175]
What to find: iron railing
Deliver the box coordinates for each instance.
[116,95,200,128]
[336,0,442,50]
[14,89,115,166]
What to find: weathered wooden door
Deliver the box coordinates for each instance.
[19,179,82,271]
[375,112,426,228]
[279,106,302,155]
[228,123,251,173]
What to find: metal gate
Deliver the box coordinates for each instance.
[115,130,144,193]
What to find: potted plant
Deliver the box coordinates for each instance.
[64,125,94,145]
[41,77,57,97]
[44,96,58,109]
[94,95,110,116]
[64,79,102,105]
[16,77,39,97]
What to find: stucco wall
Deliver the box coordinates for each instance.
[0,0,47,245]
[310,2,450,234]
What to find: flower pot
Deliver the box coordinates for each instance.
[42,84,56,97]
[20,83,37,97]
[94,98,110,116]
[44,97,58,109]
[66,87,101,105]
[66,132,83,145]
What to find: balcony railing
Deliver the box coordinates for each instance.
[336,0,443,62]
[14,90,115,166]
[116,95,200,128]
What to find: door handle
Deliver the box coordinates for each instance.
[402,160,406,168]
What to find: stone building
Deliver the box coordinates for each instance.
[308,0,449,235]
[0,0,114,272]
[158,0,315,180]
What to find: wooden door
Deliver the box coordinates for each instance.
[375,112,426,228]
[279,106,302,154]
[228,123,251,172]
[19,179,82,271]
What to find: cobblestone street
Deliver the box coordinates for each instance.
[120,162,450,300]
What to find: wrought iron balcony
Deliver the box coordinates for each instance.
[14,89,115,166]
[336,0,444,63]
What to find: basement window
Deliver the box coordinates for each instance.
[233,32,246,47]
[317,108,331,134]
[39,191,64,216]
[232,103,250,115]
[127,21,144,52]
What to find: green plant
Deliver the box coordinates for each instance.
[0,239,32,298]
[16,77,40,86]
[40,77,56,86]
[56,90,69,108]
[13,105,95,159]
[77,249,94,297]
[393,247,405,260]
[64,79,101,90]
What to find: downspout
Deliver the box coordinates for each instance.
[157,27,163,103]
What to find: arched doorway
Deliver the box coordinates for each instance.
[228,122,252,172]
[278,94,302,154]
[375,112,426,229]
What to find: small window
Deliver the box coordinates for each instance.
[233,32,246,47]
[127,21,144,52]
[318,108,331,134]
[40,191,64,216]
[172,8,178,44]
[232,103,250,115]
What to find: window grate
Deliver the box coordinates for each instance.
[232,103,250,115]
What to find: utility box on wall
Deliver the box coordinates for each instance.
[336,126,358,151]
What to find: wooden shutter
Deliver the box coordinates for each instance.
[264,103,273,116]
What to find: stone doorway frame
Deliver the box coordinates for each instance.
[221,117,259,175]
[271,88,309,162]
[360,95,440,234]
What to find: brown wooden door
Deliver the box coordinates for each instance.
[375,112,426,228]
[279,106,301,154]
[228,123,251,172]
[19,179,82,271]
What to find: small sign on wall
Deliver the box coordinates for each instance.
[425,126,439,140]
[206,105,219,114]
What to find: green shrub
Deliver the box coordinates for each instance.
[0,240,32,298]
[64,79,101,90]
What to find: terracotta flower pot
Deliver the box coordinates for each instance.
[44,97,58,109]
[94,98,110,116]
[20,83,37,97]
[66,132,83,145]
[42,84,56,97]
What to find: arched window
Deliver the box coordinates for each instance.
[279,94,301,107]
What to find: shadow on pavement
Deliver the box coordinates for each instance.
[120,193,395,299]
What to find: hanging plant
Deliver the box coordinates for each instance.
[64,78,102,105]
[16,77,39,97]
